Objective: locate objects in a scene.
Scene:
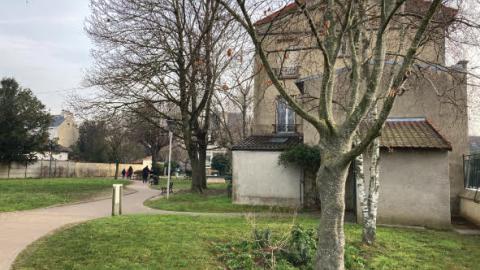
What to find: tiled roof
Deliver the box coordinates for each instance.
[255,0,457,26]
[381,118,452,150]
[232,135,302,151]
[50,115,65,128]
[233,118,451,152]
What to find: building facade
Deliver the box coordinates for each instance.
[232,0,469,228]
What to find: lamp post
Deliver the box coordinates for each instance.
[166,119,175,199]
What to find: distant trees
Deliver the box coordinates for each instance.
[72,120,108,162]
[71,119,144,165]
[125,110,170,175]
[211,154,231,176]
[0,78,50,164]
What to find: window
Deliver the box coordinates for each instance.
[276,98,295,133]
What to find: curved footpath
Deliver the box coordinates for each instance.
[0,181,165,270]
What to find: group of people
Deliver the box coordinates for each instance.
[121,166,134,179]
[121,165,156,184]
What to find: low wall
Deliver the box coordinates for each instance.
[0,161,144,179]
[459,189,480,226]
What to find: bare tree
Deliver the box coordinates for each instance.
[217,0,477,268]
[124,109,170,173]
[213,47,256,147]
[85,0,243,192]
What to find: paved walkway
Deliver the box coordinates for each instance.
[0,181,163,270]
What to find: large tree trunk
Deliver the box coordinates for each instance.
[114,161,119,180]
[198,142,207,189]
[189,147,203,193]
[151,151,158,175]
[315,159,350,270]
[355,137,381,245]
[363,136,380,244]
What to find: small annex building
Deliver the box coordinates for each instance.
[232,118,453,229]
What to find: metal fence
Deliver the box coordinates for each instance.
[464,153,480,189]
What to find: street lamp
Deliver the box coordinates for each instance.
[166,119,175,199]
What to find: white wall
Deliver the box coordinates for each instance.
[232,151,302,207]
[364,150,452,229]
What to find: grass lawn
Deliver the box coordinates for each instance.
[0,178,129,212]
[145,183,294,213]
[12,215,480,270]
[149,177,195,191]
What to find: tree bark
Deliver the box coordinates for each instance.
[114,161,119,180]
[363,136,380,245]
[198,143,207,189]
[189,147,203,193]
[315,159,350,270]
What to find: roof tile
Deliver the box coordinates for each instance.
[232,118,451,151]
[381,118,451,150]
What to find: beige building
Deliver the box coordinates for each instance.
[48,110,79,148]
[232,0,469,228]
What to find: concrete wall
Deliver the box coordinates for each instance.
[232,151,302,207]
[0,161,143,179]
[363,149,452,229]
[459,189,480,226]
[390,72,469,213]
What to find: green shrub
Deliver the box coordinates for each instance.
[217,225,316,270]
[344,244,367,270]
[278,144,321,172]
[217,224,367,270]
[212,154,231,176]
[280,225,316,268]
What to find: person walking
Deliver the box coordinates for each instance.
[121,168,126,179]
[142,166,150,184]
[127,166,133,180]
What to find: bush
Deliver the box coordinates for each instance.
[211,154,231,176]
[152,163,164,176]
[217,225,316,270]
[278,144,321,172]
[216,225,366,270]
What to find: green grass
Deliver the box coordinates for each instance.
[149,177,195,191]
[12,215,480,270]
[0,178,130,212]
[145,183,293,213]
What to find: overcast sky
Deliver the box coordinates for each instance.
[0,0,92,115]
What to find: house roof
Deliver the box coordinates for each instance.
[232,118,451,151]
[50,115,65,128]
[232,135,303,151]
[254,0,457,26]
[381,118,452,150]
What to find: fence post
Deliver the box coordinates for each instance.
[111,184,123,216]
[24,161,27,179]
